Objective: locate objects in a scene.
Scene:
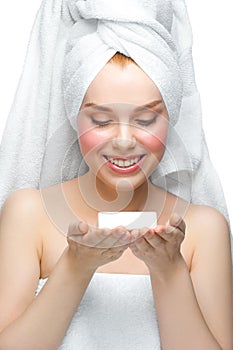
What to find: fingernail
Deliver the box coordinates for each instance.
[145,230,153,237]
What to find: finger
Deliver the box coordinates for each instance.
[169,213,186,234]
[68,222,104,246]
[94,226,131,248]
[79,226,109,247]
[67,221,88,237]
[72,225,129,248]
[131,234,154,252]
[158,223,185,244]
[130,227,150,239]
[130,229,145,242]
[101,244,129,259]
[78,221,89,234]
[143,229,166,247]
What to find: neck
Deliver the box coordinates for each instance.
[78,172,150,212]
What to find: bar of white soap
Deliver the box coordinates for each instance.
[98,211,157,230]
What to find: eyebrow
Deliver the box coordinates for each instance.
[83,99,163,112]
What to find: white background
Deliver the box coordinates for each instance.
[0,0,232,222]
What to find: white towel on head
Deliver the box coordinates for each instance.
[0,0,231,254]
[62,0,183,129]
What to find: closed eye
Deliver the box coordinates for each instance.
[90,116,114,127]
[134,113,159,126]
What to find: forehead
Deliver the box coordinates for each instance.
[81,63,163,107]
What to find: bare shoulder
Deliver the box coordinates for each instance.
[184,204,232,270]
[1,187,47,223]
[0,188,49,252]
[185,204,230,238]
[2,187,45,214]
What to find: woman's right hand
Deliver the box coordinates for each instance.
[66,221,136,272]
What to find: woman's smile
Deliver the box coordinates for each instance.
[103,154,146,174]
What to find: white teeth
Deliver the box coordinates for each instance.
[124,160,131,167]
[107,156,141,167]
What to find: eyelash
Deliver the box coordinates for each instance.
[90,114,158,127]
[90,117,113,127]
[135,115,158,126]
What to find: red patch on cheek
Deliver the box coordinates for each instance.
[78,131,103,156]
[144,135,165,152]
[141,129,167,154]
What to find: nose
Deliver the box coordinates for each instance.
[112,122,136,151]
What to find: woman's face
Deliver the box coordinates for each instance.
[78,62,169,191]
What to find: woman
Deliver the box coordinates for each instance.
[0,0,232,349]
[0,52,232,350]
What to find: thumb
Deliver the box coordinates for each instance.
[169,213,186,233]
[78,221,89,234]
[68,221,88,237]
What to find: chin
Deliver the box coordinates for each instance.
[98,171,149,192]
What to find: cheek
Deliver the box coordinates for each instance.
[78,130,103,156]
[137,127,168,154]
[143,134,166,153]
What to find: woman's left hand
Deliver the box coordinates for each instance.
[129,213,186,278]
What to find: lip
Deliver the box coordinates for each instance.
[104,154,143,161]
[103,154,146,174]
